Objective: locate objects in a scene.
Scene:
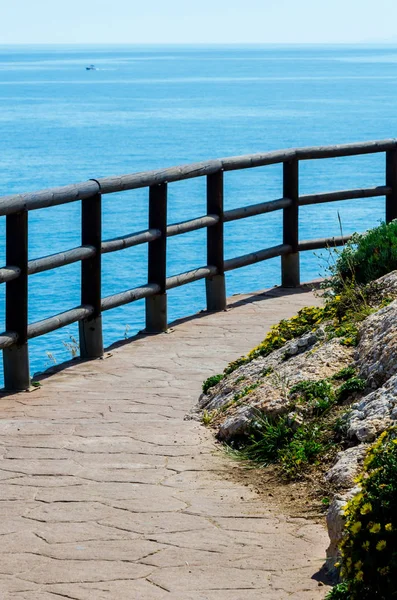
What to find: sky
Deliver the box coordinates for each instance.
[2,0,397,45]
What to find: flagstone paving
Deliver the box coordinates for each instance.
[0,285,330,599]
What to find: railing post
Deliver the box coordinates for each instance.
[206,170,226,311]
[282,159,300,287]
[3,211,30,390]
[386,149,397,223]
[79,192,103,358]
[146,183,168,332]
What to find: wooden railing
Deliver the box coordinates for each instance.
[1,139,397,391]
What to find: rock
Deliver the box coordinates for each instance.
[286,411,304,430]
[345,373,397,442]
[325,445,367,488]
[198,335,354,442]
[326,487,359,572]
[356,300,397,388]
[217,406,257,441]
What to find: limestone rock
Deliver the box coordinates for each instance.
[199,335,353,442]
[326,488,359,572]
[325,445,367,488]
[356,300,397,388]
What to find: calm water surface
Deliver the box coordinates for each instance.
[0,44,396,380]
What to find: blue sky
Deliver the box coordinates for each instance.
[3,0,397,44]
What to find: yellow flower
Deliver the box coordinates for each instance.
[356,571,364,582]
[378,566,390,576]
[385,523,393,532]
[369,523,381,534]
[355,560,363,570]
[334,562,341,569]
[360,503,372,515]
[362,541,370,551]
[376,540,387,551]
[350,522,362,534]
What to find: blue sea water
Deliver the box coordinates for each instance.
[0,44,396,381]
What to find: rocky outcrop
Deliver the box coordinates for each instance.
[197,271,397,575]
[198,335,354,441]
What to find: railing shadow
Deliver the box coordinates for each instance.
[0,282,323,393]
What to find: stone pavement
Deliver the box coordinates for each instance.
[0,286,330,599]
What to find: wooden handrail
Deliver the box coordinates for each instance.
[0,139,396,391]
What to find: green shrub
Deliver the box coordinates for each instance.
[238,413,328,479]
[328,221,397,292]
[332,366,357,381]
[336,377,366,403]
[241,414,293,465]
[289,379,336,415]
[279,424,325,478]
[326,582,350,600]
[202,374,223,394]
[329,427,397,600]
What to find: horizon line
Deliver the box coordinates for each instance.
[0,41,396,47]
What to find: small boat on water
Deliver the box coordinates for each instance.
[86,65,96,71]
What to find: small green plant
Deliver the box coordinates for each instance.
[202,409,218,426]
[223,357,248,375]
[279,424,326,479]
[326,582,350,600]
[261,367,274,377]
[240,414,293,466]
[202,374,223,394]
[336,377,366,403]
[289,379,336,416]
[332,366,356,381]
[325,321,360,347]
[236,412,329,479]
[329,427,397,599]
[232,382,261,402]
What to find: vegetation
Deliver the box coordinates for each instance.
[227,369,367,480]
[234,412,328,480]
[202,374,224,394]
[327,221,397,292]
[327,428,397,600]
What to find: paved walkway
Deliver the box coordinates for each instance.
[0,286,330,599]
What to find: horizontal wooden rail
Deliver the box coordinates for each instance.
[28,246,96,276]
[0,332,19,350]
[0,181,100,217]
[300,186,391,207]
[1,138,396,391]
[224,244,291,272]
[224,198,291,222]
[101,283,160,312]
[166,266,218,290]
[298,235,353,252]
[101,229,161,254]
[0,266,21,284]
[167,215,219,237]
[27,306,94,340]
[0,139,395,216]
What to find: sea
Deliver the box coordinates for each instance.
[0,44,396,383]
